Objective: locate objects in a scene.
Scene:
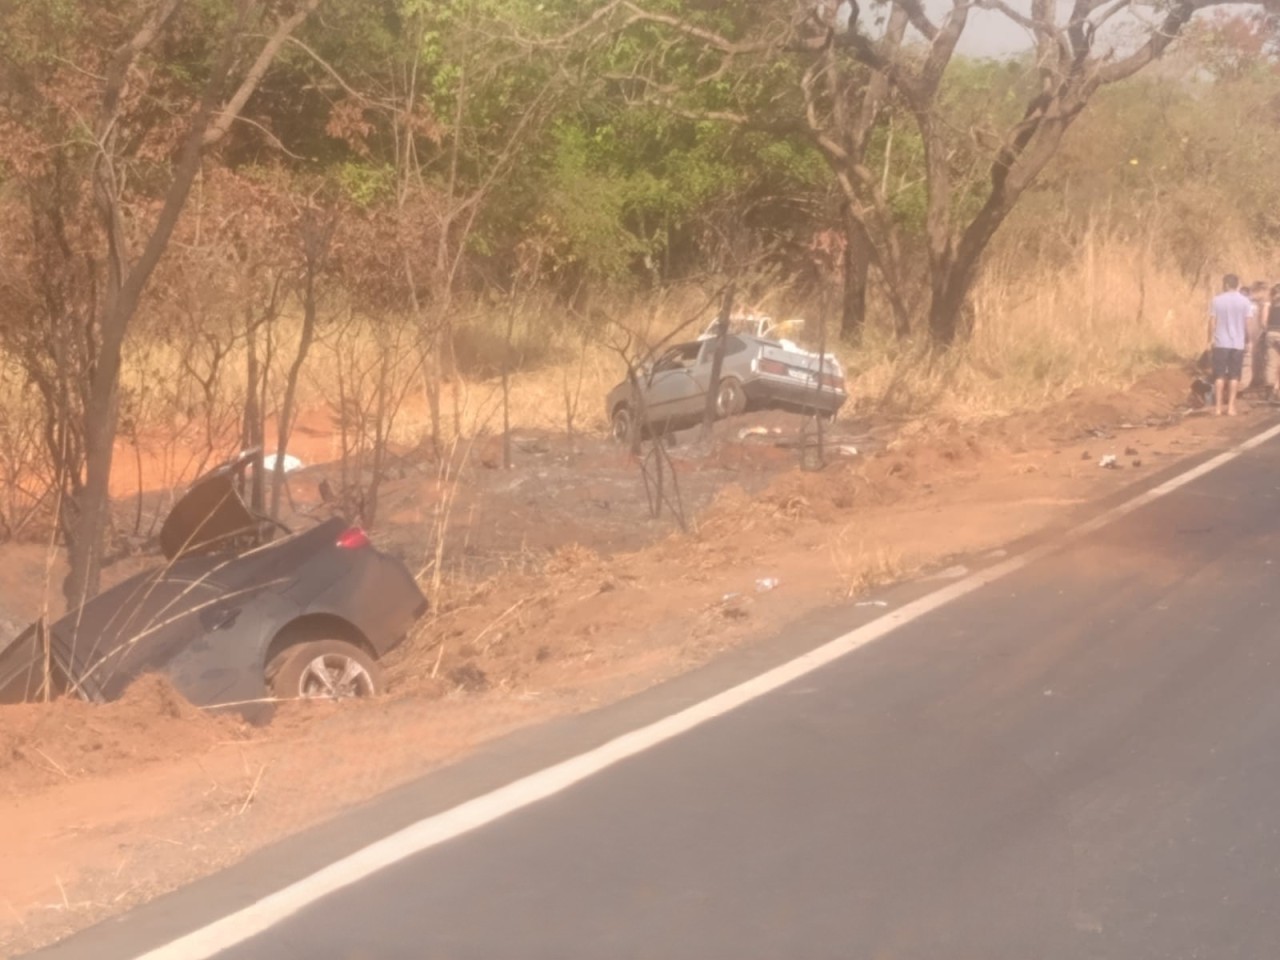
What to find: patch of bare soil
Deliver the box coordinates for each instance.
[0,363,1263,955]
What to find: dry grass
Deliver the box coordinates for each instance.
[844,231,1273,422]
[829,526,915,599]
[457,231,1268,436]
[0,230,1267,533]
[116,230,1221,456]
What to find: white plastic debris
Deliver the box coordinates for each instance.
[755,577,781,593]
[835,0,853,32]
[1098,454,1117,469]
[856,600,889,608]
[262,452,304,474]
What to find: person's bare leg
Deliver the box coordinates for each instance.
[1214,377,1225,415]
[1228,379,1239,416]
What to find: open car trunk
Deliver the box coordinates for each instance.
[158,451,263,559]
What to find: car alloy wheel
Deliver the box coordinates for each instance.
[268,639,383,700]
[298,653,375,698]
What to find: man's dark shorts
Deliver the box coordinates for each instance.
[1212,346,1245,381]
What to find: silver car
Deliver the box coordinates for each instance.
[606,334,847,441]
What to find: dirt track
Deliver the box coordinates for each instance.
[0,364,1260,955]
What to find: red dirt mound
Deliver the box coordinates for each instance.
[0,675,248,799]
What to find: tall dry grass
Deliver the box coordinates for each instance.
[0,228,1262,528]
[845,228,1269,422]
[112,235,1259,445]
[484,230,1256,432]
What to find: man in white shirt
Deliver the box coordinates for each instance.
[1208,274,1252,416]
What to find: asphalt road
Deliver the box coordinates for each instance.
[31,426,1280,960]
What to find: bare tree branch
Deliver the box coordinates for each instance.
[1094,0,1201,85]
[283,34,399,113]
[204,0,324,147]
[895,0,941,40]
[920,0,972,97]
[98,0,184,140]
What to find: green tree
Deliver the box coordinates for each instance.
[571,0,1277,345]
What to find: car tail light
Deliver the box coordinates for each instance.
[758,358,790,376]
[336,526,371,550]
[819,372,844,390]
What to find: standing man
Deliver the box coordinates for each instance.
[1265,283,1280,401]
[1208,274,1252,416]
[1243,280,1270,392]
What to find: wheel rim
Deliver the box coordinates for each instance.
[296,654,375,699]
[717,383,738,416]
[612,410,631,441]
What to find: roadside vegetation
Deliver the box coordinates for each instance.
[0,1,1277,607]
[6,5,1280,945]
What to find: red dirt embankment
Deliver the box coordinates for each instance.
[0,363,1254,954]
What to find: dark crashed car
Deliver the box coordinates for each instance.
[0,450,427,721]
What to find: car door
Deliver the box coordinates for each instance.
[642,344,703,428]
[57,571,225,701]
[684,339,724,416]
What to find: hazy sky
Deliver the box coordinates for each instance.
[954,6,1039,56]
[929,0,1235,59]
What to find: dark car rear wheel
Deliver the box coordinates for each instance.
[267,639,383,700]
[715,377,747,417]
[611,405,635,443]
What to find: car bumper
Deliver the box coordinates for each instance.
[744,377,847,415]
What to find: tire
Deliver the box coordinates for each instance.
[267,639,383,701]
[611,405,634,444]
[715,377,747,417]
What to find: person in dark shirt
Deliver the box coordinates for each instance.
[1264,283,1280,401]
[1245,281,1270,392]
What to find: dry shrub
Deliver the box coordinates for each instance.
[829,528,915,599]
[543,542,601,576]
[755,466,867,524]
[0,353,56,540]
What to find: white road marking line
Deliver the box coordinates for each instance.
[134,421,1280,960]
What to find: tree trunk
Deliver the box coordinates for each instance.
[61,3,317,609]
[927,270,967,346]
[243,303,266,514]
[927,246,985,346]
[840,210,869,343]
[270,237,323,521]
[501,303,516,469]
[63,387,117,609]
[701,282,736,439]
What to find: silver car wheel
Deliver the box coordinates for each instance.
[267,638,384,701]
[716,378,746,417]
[611,406,633,443]
[297,653,375,699]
